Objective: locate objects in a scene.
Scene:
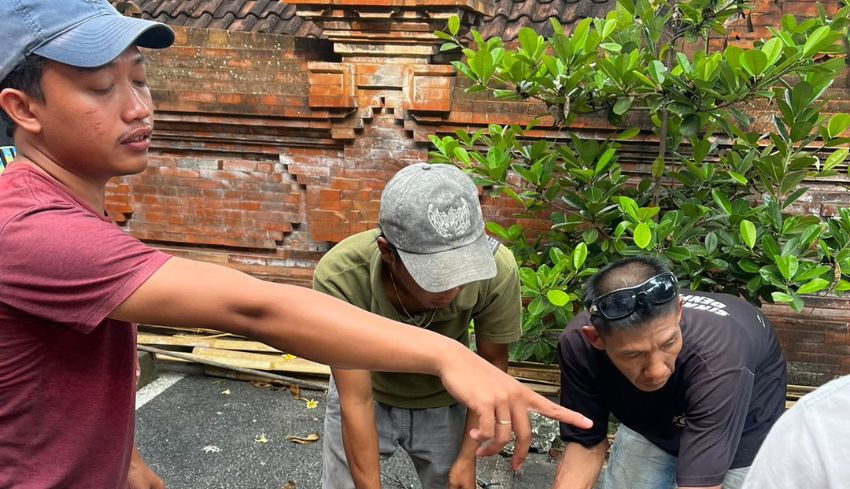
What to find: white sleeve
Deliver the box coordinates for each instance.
[742,403,823,489]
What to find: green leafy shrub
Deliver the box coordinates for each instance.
[432,0,850,363]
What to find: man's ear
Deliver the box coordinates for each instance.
[0,88,42,135]
[676,296,684,322]
[580,325,606,350]
[376,237,396,265]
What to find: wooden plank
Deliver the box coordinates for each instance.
[191,347,331,376]
[520,380,559,396]
[139,345,327,391]
[140,324,229,336]
[204,366,329,392]
[508,366,559,385]
[138,333,279,353]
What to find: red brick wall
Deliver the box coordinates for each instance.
[107,1,850,384]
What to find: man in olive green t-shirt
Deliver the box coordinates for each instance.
[318,163,522,489]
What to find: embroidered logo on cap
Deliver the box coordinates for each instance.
[427,200,471,238]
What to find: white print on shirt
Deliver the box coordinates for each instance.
[681,294,729,317]
[427,200,470,238]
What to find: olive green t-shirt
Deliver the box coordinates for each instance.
[313,229,522,408]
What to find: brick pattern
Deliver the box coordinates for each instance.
[718,0,842,49]
[762,297,850,384]
[111,154,299,249]
[102,2,850,383]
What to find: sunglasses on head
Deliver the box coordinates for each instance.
[588,272,678,320]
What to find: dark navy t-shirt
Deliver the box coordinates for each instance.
[558,291,787,487]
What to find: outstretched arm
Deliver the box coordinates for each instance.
[112,257,592,464]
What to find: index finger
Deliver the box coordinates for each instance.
[529,393,593,429]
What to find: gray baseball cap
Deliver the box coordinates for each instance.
[0,0,174,83]
[379,163,497,293]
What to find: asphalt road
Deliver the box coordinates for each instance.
[135,363,564,489]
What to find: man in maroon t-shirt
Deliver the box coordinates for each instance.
[0,1,592,487]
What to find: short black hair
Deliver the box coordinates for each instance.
[0,55,47,137]
[584,256,679,335]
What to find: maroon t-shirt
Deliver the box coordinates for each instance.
[0,165,171,488]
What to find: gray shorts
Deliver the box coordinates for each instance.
[321,377,467,489]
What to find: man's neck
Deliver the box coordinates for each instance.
[382,265,429,316]
[13,143,107,213]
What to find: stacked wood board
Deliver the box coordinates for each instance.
[137,325,561,395]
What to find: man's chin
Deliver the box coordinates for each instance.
[635,380,668,392]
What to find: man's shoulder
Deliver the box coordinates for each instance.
[0,166,93,236]
[313,229,379,292]
[558,312,596,359]
[679,290,769,339]
[679,290,754,318]
[315,230,379,270]
[484,243,519,284]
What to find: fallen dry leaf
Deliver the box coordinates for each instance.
[289,384,301,398]
[281,481,296,489]
[250,380,273,389]
[284,433,320,445]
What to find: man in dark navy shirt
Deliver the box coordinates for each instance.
[552,257,786,489]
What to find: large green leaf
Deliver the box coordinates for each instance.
[761,37,783,67]
[613,97,633,115]
[776,255,799,281]
[527,296,547,315]
[573,242,589,269]
[824,148,848,173]
[634,222,652,249]
[547,289,571,307]
[802,25,830,57]
[796,278,829,295]
[828,114,850,138]
[648,60,666,84]
[740,49,768,77]
[740,220,757,249]
[665,246,692,262]
[447,15,460,36]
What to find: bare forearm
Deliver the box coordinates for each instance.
[340,403,381,489]
[115,259,454,373]
[551,441,607,489]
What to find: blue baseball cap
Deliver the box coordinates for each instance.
[0,0,174,82]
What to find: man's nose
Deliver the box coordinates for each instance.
[122,84,151,122]
[645,356,669,380]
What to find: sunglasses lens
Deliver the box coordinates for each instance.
[646,275,677,303]
[591,273,677,320]
[597,291,638,320]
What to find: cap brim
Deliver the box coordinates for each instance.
[397,232,497,293]
[33,13,174,68]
